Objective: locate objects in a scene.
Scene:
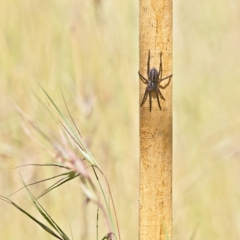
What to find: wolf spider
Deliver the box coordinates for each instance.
[138,50,172,111]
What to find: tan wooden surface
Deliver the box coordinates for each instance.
[139,0,172,239]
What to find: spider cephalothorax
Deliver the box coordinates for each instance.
[138,50,172,111]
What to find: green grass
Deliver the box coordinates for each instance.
[1,0,240,239]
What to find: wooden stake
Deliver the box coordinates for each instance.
[139,0,172,239]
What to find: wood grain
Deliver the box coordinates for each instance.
[139,0,172,239]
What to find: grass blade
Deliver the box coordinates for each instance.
[19,174,70,240]
[37,172,79,200]
[0,196,63,240]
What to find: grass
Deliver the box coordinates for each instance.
[1,0,240,239]
[0,0,138,239]
[2,86,121,239]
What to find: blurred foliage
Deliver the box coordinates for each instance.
[0,0,138,239]
[173,0,240,239]
[1,0,240,239]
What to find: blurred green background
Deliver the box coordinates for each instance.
[0,0,240,239]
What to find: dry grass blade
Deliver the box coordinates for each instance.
[40,85,100,168]
[0,195,64,240]
[8,171,72,198]
[36,172,79,200]
[19,174,71,240]
[13,163,70,169]
[92,166,121,240]
[59,85,82,138]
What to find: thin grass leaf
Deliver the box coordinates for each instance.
[0,196,63,240]
[96,200,99,240]
[14,163,70,169]
[40,86,100,169]
[9,171,72,197]
[93,166,120,240]
[59,86,102,169]
[59,120,99,167]
[19,174,70,240]
[37,172,79,200]
[36,176,69,199]
[92,167,116,238]
[40,85,82,147]
[59,86,98,164]
[35,198,70,240]
[59,85,82,138]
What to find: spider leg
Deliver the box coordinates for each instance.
[159,74,172,89]
[138,71,148,84]
[141,88,148,107]
[159,52,162,80]
[160,74,172,82]
[158,88,165,100]
[156,90,162,110]
[149,91,152,112]
[147,50,150,79]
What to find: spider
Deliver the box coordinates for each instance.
[138,50,172,111]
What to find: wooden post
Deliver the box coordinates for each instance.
[139,0,172,239]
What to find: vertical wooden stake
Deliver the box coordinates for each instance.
[139,0,172,239]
